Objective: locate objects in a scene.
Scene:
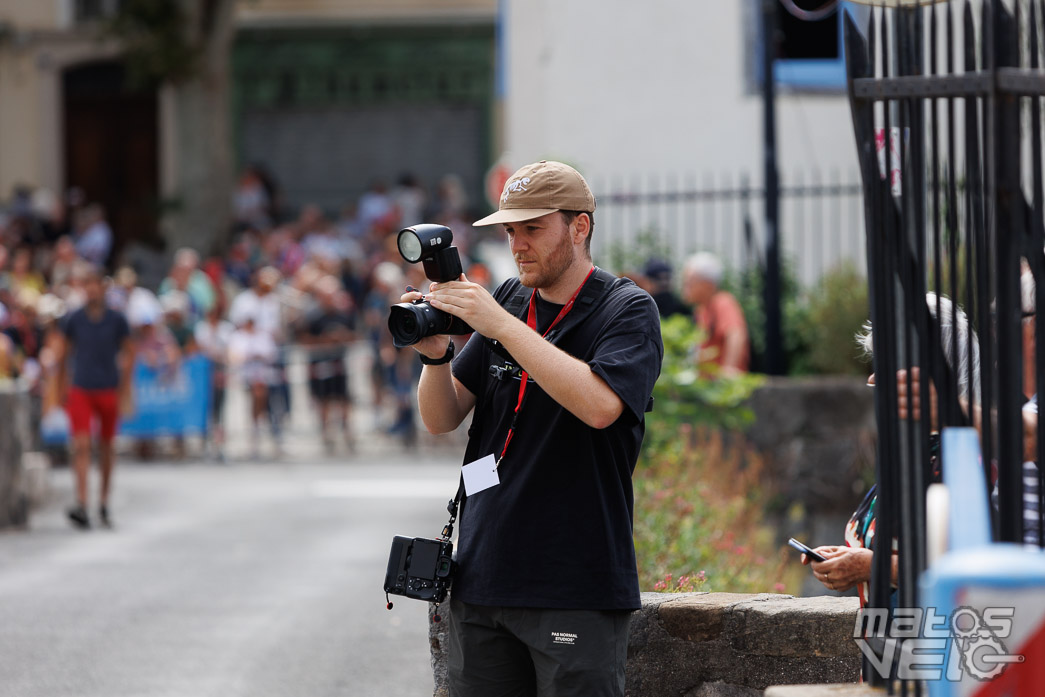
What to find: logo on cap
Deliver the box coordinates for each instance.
[502,177,531,204]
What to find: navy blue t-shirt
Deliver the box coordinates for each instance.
[62,307,130,390]
[450,270,663,611]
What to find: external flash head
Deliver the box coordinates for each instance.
[397,224,452,263]
[388,222,470,347]
[396,223,463,284]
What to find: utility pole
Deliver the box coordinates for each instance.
[762,0,784,375]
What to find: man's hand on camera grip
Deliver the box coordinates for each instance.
[416,335,452,361]
[427,274,512,339]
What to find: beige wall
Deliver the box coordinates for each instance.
[236,0,496,24]
[0,2,95,194]
[0,1,62,31]
[0,46,45,194]
[0,32,121,197]
[0,3,69,192]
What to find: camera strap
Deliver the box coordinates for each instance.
[441,476,466,541]
[486,266,620,364]
[495,266,596,468]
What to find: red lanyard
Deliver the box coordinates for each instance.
[497,266,596,467]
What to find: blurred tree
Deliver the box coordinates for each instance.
[107,0,235,255]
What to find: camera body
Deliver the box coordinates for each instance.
[389,298,471,349]
[384,535,455,603]
[387,224,473,348]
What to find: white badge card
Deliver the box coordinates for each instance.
[462,454,500,496]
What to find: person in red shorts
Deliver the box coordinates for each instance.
[59,265,135,529]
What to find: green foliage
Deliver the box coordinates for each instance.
[644,316,764,452]
[722,259,815,375]
[652,571,707,593]
[601,224,872,376]
[633,316,797,594]
[105,0,198,87]
[804,262,871,375]
[634,429,801,594]
[724,259,871,376]
[602,227,672,275]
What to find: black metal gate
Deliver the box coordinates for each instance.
[845,0,1045,688]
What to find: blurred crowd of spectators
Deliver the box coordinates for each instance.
[0,167,496,457]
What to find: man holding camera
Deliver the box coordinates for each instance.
[401,160,663,696]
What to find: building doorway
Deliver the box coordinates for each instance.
[63,61,160,265]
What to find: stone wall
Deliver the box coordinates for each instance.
[744,376,877,518]
[743,377,876,597]
[429,592,862,696]
[0,387,33,528]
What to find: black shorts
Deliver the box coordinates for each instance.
[447,596,630,697]
[309,374,349,402]
[211,385,225,422]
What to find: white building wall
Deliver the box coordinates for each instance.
[504,0,860,180]
[501,0,870,283]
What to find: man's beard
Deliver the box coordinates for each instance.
[517,228,575,289]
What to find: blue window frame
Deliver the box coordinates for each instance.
[754,1,866,93]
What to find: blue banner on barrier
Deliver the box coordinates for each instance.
[119,355,211,438]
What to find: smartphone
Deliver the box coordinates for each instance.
[788,538,827,563]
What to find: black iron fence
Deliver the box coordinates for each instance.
[845,0,1045,689]
[589,172,866,287]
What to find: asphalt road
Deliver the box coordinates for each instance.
[0,454,462,697]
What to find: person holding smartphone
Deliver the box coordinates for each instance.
[801,293,975,605]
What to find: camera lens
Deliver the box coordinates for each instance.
[388,302,430,347]
[388,298,469,348]
[401,313,417,334]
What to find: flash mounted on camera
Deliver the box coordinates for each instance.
[397,224,462,281]
[387,224,472,348]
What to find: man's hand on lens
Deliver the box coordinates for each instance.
[426,274,514,339]
[399,287,452,361]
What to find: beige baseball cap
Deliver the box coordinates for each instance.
[473,160,596,226]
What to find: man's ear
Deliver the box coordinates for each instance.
[571,213,591,246]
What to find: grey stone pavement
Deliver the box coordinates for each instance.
[0,445,462,697]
